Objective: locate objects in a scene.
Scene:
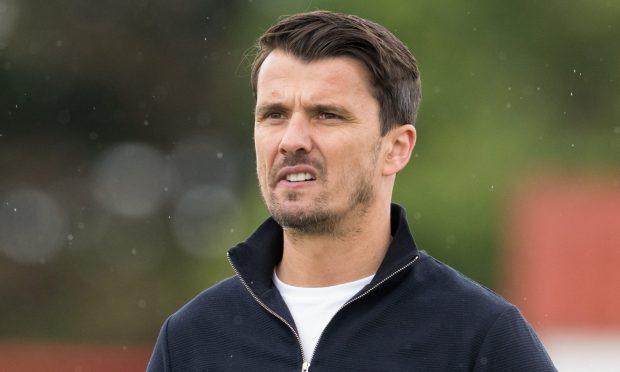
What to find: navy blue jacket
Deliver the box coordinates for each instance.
[148,204,556,371]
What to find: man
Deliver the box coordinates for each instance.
[148,10,556,371]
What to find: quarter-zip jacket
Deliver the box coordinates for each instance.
[147,204,556,371]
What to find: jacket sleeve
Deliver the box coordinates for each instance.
[473,305,557,371]
[146,317,172,372]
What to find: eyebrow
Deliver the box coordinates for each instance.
[254,103,288,118]
[308,104,355,119]
[254,102,357,121]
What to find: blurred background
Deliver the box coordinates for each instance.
[0,0,618,370]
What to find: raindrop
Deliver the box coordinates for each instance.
[170,137,239,191]
[92,218,166,275]
[151,85,168,102]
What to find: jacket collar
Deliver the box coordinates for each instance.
[227,203,419,296]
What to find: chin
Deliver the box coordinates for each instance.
[269,202,342,234]
[268,202,307,219]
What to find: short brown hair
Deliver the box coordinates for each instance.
[250,10,421,134]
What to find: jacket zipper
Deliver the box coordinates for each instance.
[228,252,419,372]
[308,255,420,364]
[301,361,310,372]
[227,253,308,371]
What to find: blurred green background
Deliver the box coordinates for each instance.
[0,0,618,344]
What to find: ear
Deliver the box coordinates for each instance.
[382,124,416,176]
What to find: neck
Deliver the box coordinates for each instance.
[275,201,392,287]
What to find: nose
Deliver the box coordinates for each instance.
[279,113,312,155]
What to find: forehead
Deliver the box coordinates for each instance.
[255,50,375,102]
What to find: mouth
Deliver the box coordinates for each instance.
[273,165,319,187]
[285,172,316,182]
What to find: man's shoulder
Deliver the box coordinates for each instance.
[405,252,556,370]
[166,275,246,330]
[414,250,514,314]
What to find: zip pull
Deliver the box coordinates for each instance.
[301,361,310,372]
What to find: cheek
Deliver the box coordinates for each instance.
[254,154,269,196]
[254,133,276,179]
[254,149,267,180]
[332,139,380,176]
[255,126,283,154]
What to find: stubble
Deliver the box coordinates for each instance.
[261,141,380,237]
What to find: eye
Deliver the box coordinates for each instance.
[265,112,285,120]
[318,112,339,120]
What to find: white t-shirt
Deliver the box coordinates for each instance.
[273,271,374,362]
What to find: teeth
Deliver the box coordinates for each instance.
[286,172,314,182]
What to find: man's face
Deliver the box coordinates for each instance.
[254,50,385,234]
